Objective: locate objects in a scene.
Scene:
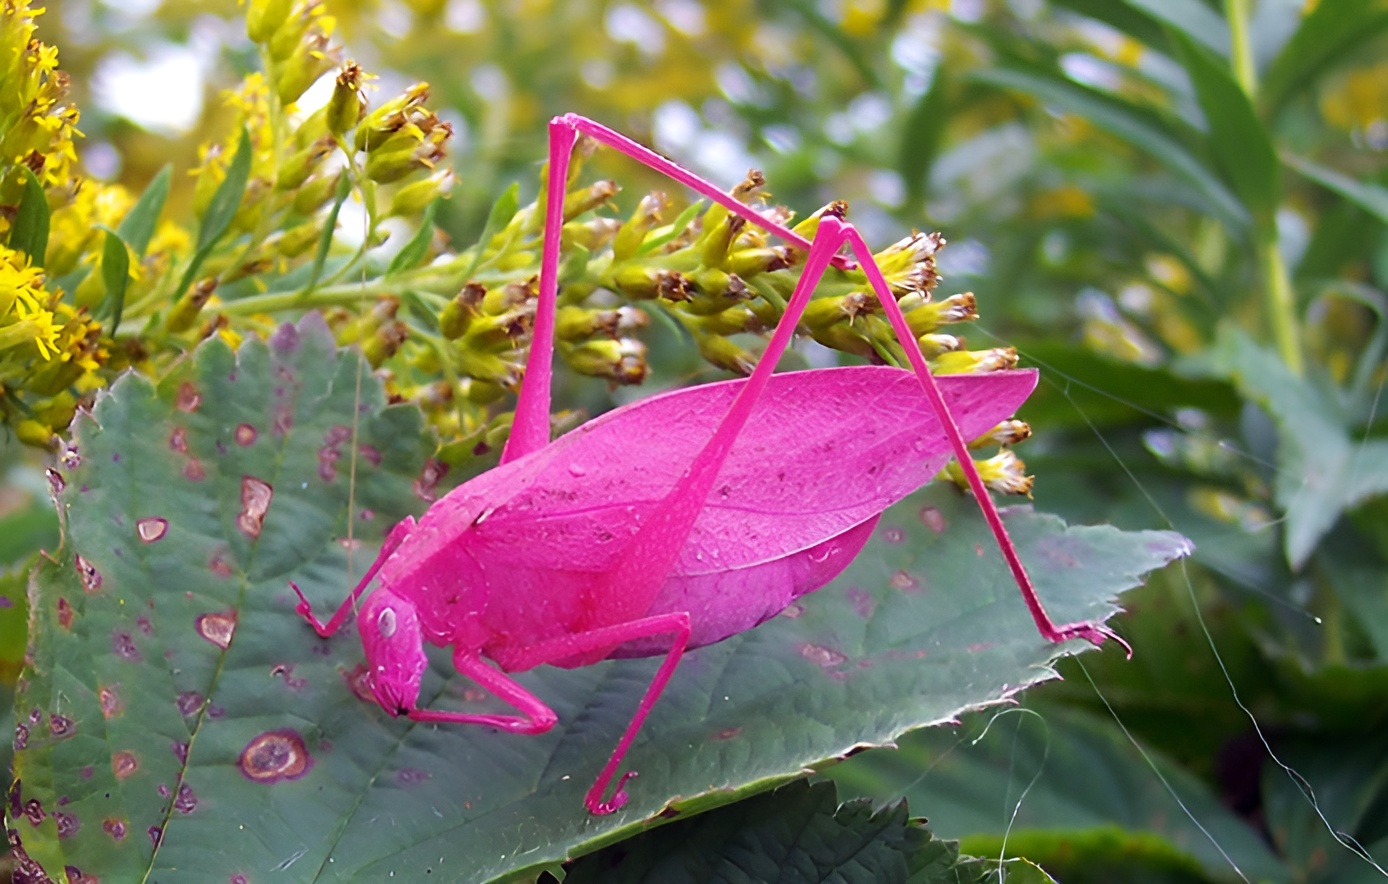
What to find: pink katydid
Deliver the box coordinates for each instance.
[291,113,1119,816]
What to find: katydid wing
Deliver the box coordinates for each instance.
[293,114,1111,815]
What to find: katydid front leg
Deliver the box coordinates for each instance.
[290,515,417,637]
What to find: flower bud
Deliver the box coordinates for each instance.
[970,420,1031,449]
[362,320,408,367]
[789,200,848,242]
[901,291,977,336]
[695,333,756,375]
[247,0,294,44]
[454,348,522,386]
[562,180,618,222]
[612,192,666,262]
[727,246,793,278]
[563,338,649,384]
[277,221,322,258]
[683,269,751,316]
[293,171,344,214]
[931,346,1018,375]
[354,82,431,152]
[166,279,218,333]
[276,137,334,190]
[327,62,367,137]
[944,450,1033,496]
[611,266,693,302]
[273,30,337,106]
[440,282,485,339]
[562,217,621,252]
[388,169,454,218]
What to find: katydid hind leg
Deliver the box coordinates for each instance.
[290,515,418,638]
[414,612,693,814]
[837,224,1120,649]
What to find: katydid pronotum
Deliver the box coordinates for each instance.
[292,114,1119,815]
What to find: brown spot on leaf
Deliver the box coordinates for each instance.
[184,459,206,481]
[23,798,44,825]
[195,611,237,649]
[234,423,257,446]
[889,570,921,593]
[137,517,168,543]
[414,459,448,501]
[103,818,126,841]
[99,686,123,719]
[55,811,78,839]
[208,550,233,578]
[344,664,374,703]
[75,554,102,593]
[177,693,204,716]
[61,444,80,469]
[176,382,201,412]
[48,715,74,739]
[711,726,743,741]
[56,597,73,629]
[169,426,188,454]
[396,768,430,786]
[148,825,162,847]
[173,783,197,813]
[882,526,904,544]
[779,602,805,620]
[45,468,64,494]
[14,723,27,750]
[919,506,946,533]
[112,752,139,780]
[238,729,313,783]
[798,643,847,668]
[237,476,272,538]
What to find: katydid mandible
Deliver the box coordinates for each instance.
[291,113,1118,815]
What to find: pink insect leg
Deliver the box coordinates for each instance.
[837,223,1120,648]
[290,515,417,637]
[400,612,692,815]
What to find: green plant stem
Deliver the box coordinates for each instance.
[1227,0,1302,373]
[1262,240,1303,375]
[1224,0,1257,98]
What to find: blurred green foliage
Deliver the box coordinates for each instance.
[4,0,1388,880]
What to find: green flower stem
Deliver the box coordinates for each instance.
[1224,0,1257,98]
[1262,239,1303,375]
[1227,0,1302,374]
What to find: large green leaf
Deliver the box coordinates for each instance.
[1205,327,1388,571]
[9,316,1189,882]
[558,780,987,883]
[826,703,1289,883]
[1261,0,1388,119]
[967,66,1249,232]
[1171,31,1280,237]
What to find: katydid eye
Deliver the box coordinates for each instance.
[377,607,397,638]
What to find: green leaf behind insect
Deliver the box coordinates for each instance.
[385,199,438,277]
[560,780,987,883]
[175,128,253,297]
[11,166,50,265]
[97,226,131,331]
[116,165,172,257]
[10,318,1189,882]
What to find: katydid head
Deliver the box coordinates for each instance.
[357,585,427,717]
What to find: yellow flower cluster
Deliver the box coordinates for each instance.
[0,0,80,206]
[0,245,103,444]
